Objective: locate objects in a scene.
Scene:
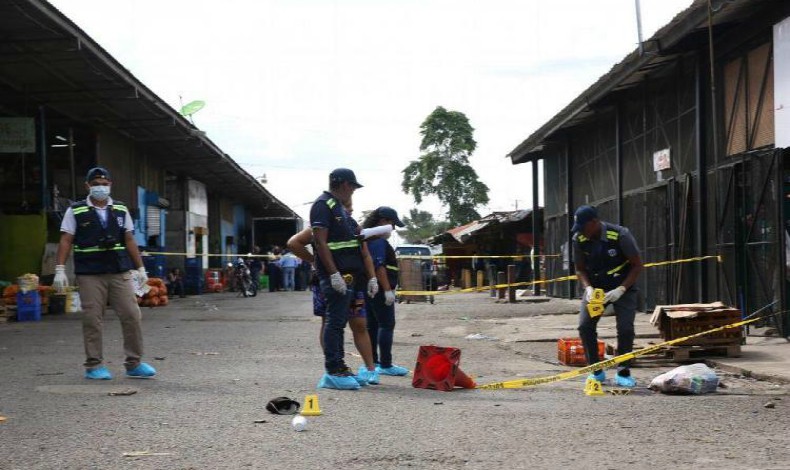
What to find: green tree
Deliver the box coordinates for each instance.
[400,209,450,244]
[402,106,489,226]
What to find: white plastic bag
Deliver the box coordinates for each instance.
[69,291,82,313]
[649,363,719,394]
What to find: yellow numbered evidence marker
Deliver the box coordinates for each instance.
[591,288,605,302]
[586,288,606,318]
[301,394,322,416]
[584,378,605,396]
[587,303,605,318]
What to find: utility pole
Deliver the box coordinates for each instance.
[635,0,644,56]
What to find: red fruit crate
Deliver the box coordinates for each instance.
[557,337,605,366]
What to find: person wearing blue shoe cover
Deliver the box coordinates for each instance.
[287,200,380,386]
[362,207,410,377]
[310,168,379,390]
[53,167,156,380]
[572,205,643,388]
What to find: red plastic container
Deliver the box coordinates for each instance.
[557,337,605,366]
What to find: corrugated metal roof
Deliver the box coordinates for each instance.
[507,0,781,165]
[437,209,535,243]
[0,0,298,219]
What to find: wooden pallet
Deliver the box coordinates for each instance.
[606,342,742,363]
[663,344,741,361]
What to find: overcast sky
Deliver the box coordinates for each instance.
[50,0,691,229]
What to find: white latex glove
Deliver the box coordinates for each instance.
[367,277,379,298]
[53,265,68,293]
[583,285,595,302]
[131,267,151,296]
[136,266,149,285]
[330,272,347,294]
[604,286,627,304]
[384,290,397,306]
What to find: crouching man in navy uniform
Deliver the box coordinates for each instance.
[572,205,643,387]
[54,167,156,380]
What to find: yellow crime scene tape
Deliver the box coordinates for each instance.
[476,312,766,390]
[397,255,722,296]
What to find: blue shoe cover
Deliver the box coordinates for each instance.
[317,373,360,390]
[587,370,606,383]
[350,368,369,387]
[614,374,636,388]
[376,364,409,376]
[126,362,156,378]
[85,366,113,380]
[358,366,379,385]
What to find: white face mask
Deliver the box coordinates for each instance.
[89,185,111,201]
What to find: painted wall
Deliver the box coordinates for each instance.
[186,179,209,268]
[0,213,47,281]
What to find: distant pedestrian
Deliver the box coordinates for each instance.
[166,268,185,298]
[296,259,311,291]
[280,250,300,291]
[248,246,264,291]
[267,248,282,292]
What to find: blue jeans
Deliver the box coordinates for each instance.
[320,278,355,373]
[366,291,395,368]
[578,288,637,369]
[283,267,295,291]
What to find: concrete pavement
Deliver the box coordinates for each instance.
[1,291,789,469]
[466,294,790,383]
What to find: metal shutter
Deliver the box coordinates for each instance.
[146,205,161,238]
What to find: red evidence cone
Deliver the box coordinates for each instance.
[412,345,477,391]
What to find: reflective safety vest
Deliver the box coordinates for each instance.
[71,200,133,275]
[313,192,363,277]
[384,241,399,288]
[574,223,631,291]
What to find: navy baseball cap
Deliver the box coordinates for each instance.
[571,205,598,232]
[377,206,405,227]
[85,167,111,182]
[329,168,363,188]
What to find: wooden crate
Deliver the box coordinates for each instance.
[397,259,431,303]
[660,309,742,346]
[651,302,743,347]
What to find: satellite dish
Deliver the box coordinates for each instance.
[180,100,205,117]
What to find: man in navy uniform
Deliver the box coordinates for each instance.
[310,168,379,390]
[54,167,156,380]
[572,205,643,387]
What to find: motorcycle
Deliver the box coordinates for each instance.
[233,257,257,297]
